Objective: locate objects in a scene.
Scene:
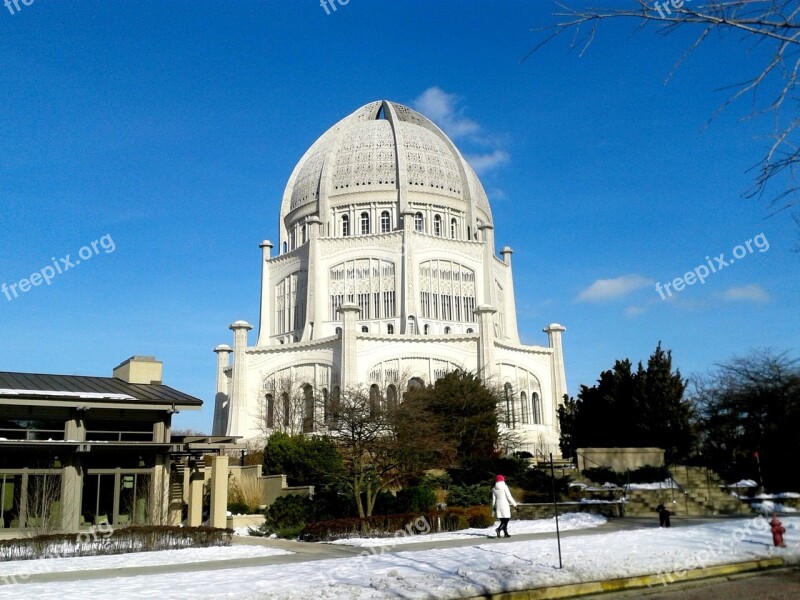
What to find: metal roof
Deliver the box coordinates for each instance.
[0,371,203,407]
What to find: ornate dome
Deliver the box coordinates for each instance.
[279,100,492,239]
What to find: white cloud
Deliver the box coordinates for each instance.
[624,305,647,318]
[465,150,510,174]
[577,275,653,302]
[412,87,509,175]
[718,284,770,303]
[412,87,479,139]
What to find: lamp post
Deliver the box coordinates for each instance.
[550,453,563,569]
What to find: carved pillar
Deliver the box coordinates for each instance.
[256,240,274,346]
[337,304,360,389]
[474,305,497,381]
[226,321,252,438]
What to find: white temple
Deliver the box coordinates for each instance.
[213,100,567,455]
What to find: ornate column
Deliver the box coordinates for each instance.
[400,209,415,332]
[226,321,252,438]
[212,344,232,436]
[303,216,323,341]
[544,323,567,427]
[474,305,497,381]
[478,223,495,306]
[337,304,360,390]
[256,240,273,346]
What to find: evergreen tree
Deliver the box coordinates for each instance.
[559,343,693,462]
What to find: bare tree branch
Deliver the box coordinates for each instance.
[528,1,800,216]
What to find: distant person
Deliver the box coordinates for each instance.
[492,475,518,538]
[656,503,671,528]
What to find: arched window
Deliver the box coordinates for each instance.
[380,211,391,233]
[433,215,442,236]
[414,212,424,232]
[386,384,398,411]
[330,387,341,426]
[504,383,514,429]
[467,226,471,240]
[450,218,458,239]
[301,224,307,243]
[466,328,474,334]
[423,324,430,335]
[360,212,370,235]
[302,384,314,433]
[369,384,382,416]
[533,392,541,425]
[322,387,329,424]
[387,323,394,334]
[406,317,416,334]
[361,325,369,333]
[341,214,350,237]
[282,241,287,254]
[444,326,451,334]
[335,327,342,336]
[520,391,529,425]
[281,392,290,429]
[265,393,275,429]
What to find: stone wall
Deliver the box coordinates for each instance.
[516,502,623,520]
[576,448,664,472]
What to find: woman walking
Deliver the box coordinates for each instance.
[492,475,518,538]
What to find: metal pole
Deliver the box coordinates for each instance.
[550,453,563,569]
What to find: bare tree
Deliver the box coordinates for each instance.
[326,386,401,519]
[529,1,800,218]
[257,373,318,437]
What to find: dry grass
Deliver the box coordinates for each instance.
[228,475,263,511]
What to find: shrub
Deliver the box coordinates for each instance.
[263,432,344,487]
[447,484,491,507]
[582,467,619,485]
[260,494,314,538]
[628,465,670,484]
[397,485,436,513]
[582,465,670,486]
[513,468,571,502]
[372,491,401,516]
[464,505,494,528]
[300,508,470,542]
[0,526,232,562]
[227,501,253,515]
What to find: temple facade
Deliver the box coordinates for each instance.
[213,100,567,456]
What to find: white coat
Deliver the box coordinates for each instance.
[492,481,518,519]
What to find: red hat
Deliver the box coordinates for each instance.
[496,475,505,482]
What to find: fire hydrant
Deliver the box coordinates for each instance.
[771,514,787,548]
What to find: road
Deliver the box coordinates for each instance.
[580,568,800,599]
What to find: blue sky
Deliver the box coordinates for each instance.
[1,1,797,434]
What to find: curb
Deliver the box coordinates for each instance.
[465,557,785,599]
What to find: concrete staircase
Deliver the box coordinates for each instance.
[670,465,744,515]
[623,466,747,517]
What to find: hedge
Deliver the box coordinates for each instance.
[0,526,234,562]
[299,506,494,542]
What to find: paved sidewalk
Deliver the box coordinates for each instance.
[4,515,751,586]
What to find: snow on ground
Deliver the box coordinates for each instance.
[626,479,678,490]
[752,500,799,513]
[0,544,291,578]
[728,479,758,488]
[3,517,800,600]
[329,513,606,547]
